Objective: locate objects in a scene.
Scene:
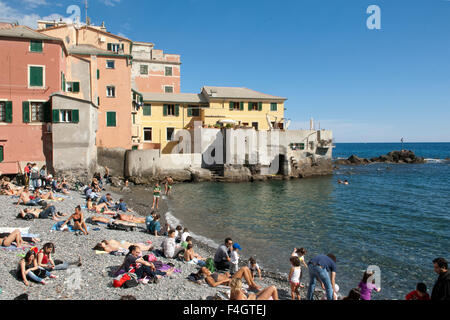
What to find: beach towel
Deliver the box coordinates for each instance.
[95,250,109,255]
[51,221,90,232]
[0,227,30,234]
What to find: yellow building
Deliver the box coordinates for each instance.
[134,86,287,153]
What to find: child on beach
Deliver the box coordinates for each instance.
[248,257,262,281]
[180,228,190,243]
[405,283,430,300]
[289,256,301,300]
[174,225,183,243]
[291,247,308,287]
[230,243,242,274]
[151,183,161,210]
[358,270,381,300]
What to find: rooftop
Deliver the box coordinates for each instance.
[202,86,287,101]
[142,92,208,104]
[0,25,63,41]
[68,44,130,57]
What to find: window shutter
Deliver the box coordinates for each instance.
[229,102,233,110]
[143,104,151,116]
[72,109,79,123]
[5,101,12,123]
[239,102,244,110]
[107,43,112,51]
[248,102,252,111]
[30,66,43,87]
[187,107,192,117]
[271,103,277,111]
[52,109,60,123]
[30,40,42,52]
[121,43,124,51]
[163,104,168,116]
[175,104,180,117]
[97,69,100,79]
[107,112,116,127]
[0,146,3,162]
[139,95,143,103]
[258,102,263,111]
[72,82,80,93]
[43,100,51,123]
[22,101,30,123]
[62,73,66,91]
[97,97,100,105]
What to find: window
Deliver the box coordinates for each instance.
[106,111,116,127]
[66,82,80,93]
[106,60,115,69]
[143,104,151,116]
[164,86,174,93]
[61,72,65,91]
[229,102,243,111]
[106,86,116,97]
[252,122,259,130]
[107,43,121,53]
[59,110,72,122]
[29,66,44,87]
[165,66,173,76]
[187,106,200,117]
[270,103,277,111]
[248,102,261,111]
[30,102,44,122]
[52,109,78,123]
[163,104,179,116]
[143,127,152,142]
[140,65,148,75]
[0,145,3,162]
[166,127,175,141]
[97,69,100,79]
[30,40,43,52]
[0,101,12,123]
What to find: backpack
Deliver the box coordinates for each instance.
[123,278,139,288]
[205,258,216,273]
[107,223,135,232]
[176,249,186,261]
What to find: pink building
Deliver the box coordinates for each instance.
[0,25,67,174]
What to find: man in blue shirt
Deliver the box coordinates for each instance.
[147,214,162,236]
[98,193,114,208]
[114,198,132,212]
[307,253,337,300]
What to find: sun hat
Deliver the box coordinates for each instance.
[233,243,242,250]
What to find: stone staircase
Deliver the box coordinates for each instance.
[207,164,225,181]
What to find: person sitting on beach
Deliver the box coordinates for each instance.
[98,193,114,208]
[248,257,262,281]
[289,256,302,300]
[116,213,145,224]
[147,214,162,236]
[91,178,101,193]
[181,236,193,249]
[93,239,153,253]
[162,229,184,259]
[174,225,183,243]
[60,205,89,235]
[406,282,430,300]
[306,253,337,300]
[114,198,133,212]
[151,183,161,210]
[17,206,66,221]
[214,237,233,271]
[180,228,190,243]
[33,187,58,201]
[37,242,75,271]
[145,211,156,229]
[86,198,116,215]
[342,288,361,300]
[0,229,40,247]
[230,278,278,300]
[103,166,111,184]
[118,245,158,283]
[183,243,205,263]
[84,186,99,201]
[48,176,70,194]
[16,186,44,206]
[358,270,381,300]
[197,266,261,290]
[17,250,56,286]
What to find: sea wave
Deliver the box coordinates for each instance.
[425,158,447,163]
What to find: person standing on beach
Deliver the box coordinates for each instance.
[306,253,337,300]
[289,256,301,300]
[164,176,174,196]
[230,243,242,275]
[431,257,450,300]
[214,238,233,271]
[151,183,161,210]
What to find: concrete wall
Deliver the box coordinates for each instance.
[97,147,127,176]
[65,55,91,101]
[51,95,97,175]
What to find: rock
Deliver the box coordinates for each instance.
[159,169,192,182]
[348,155,367,164]
[188,167,212,182]
[251,174,268,182]
[110,177,123,187]
[223,165,252,182]
[127,176,150,185]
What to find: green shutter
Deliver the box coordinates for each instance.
[0,146,3,163]
[258,102,263,111]
[229,102,233,110]
[187,107,192,117]
[72,82,80,93]
[97,97,100,105]
[22,102,30,123]
[107,112,116,127]
[52,109,60,123]
[107,43,112,51]
[5,101,12,123]
[271,103,277,111]
[30,40,43,52]
[163,104,168,116]
[43,100,51,123]
[30,66,43,87]
[143,104,151,116]
[97,69,100,79]
[63,73,66,91]
[139,95,143,103]
[248,102,252,111]
[72,109,79,123]
[239,102,244,110]
[175,104,180,117]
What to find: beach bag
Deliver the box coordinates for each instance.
[24,213,35,220]
[113,273,131,288]
[107,223,135,232]
[143,253,157,262]
[35,268,47,279]
[176,249,186,261]
[123,278,139,288]
[205,258,216,273]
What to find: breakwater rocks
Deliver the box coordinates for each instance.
[334,150,426,166]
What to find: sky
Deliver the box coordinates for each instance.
[1,0,449,142]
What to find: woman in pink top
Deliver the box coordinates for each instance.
[358,271,381,300]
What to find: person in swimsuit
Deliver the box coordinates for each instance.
[0,229,40,247]
[17,206,66,221]
[164,177,174,196]
[86,198,115,215]
[151,183,161,210]
[61,205,89,235]
[33,187,57,201]
[183,243,205,263]
[16,186,42,206]
[93,239,153,253]
[37,242,79,271]
[197,266,261,290]
[116,213,146,224]
[230,278,279,300]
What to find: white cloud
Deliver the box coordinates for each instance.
[21,0,49,9]
[98,0,121,6]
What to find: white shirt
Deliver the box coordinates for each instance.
[248,262,260,271]
[163,237,176,258]
[181,232,190,242]
[230,251,239,264]
[290,266,301,283]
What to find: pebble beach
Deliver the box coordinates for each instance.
[0,184,309,300]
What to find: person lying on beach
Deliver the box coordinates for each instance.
[151,183,161,210]
[0,229,40,247]
[93,240,153,253]
[230,278,278,300]
[114,199,133,213]
[197,266,261,290]
[1,182,23,196]
[17,206,66,221]
[60,205,89,235]
[33,187,58,201]
[183,243,205,262]
[17,250,56,286]
[86,198,116,215]
[37,242,80,271]
[116,213,145,224]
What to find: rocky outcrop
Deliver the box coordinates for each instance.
[334,150,426,166]
[188,167,213,182]
[291,157,333,178]
[223,165,252,182]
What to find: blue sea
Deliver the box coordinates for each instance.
[166,143,450,300]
